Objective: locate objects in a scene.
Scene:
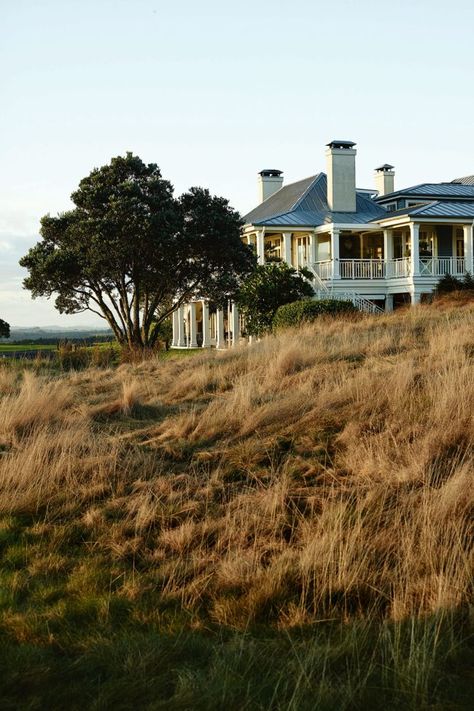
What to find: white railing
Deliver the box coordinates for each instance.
[313,260,333,280]
[339,259,385,279]
[314,256,466,282]
[386,258,411,278]
[419,257,465,276]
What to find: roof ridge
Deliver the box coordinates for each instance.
[292,173,323,211]
[409,200,438,215]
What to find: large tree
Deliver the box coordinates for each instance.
[0,319,10,339]
[236,262,314,336]
[20,154,255,348]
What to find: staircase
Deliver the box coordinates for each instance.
[306,266,385,315]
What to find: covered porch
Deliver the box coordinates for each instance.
[313,222,474,281]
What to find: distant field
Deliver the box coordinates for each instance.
[0,343,57,352]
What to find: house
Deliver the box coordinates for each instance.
[171,140,474,348]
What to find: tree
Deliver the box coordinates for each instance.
[20,154,255,349]
[0,319,10,339]
[236,262,315,336]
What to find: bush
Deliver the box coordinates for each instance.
[273,298,357,330]
[90,346,117,368]
[435,272,474,295]
[57,342,89,370]
[237,263,314,336]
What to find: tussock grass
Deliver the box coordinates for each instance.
[0,300,472,708]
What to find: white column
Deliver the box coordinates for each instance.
[231,303,240,347]
[331,228,340,278]
[309,232,317,265]
[171,309,178,347]
[385,294,394,312]
[282,232,292,265]
[410,223,420,276]
[256,230,265,265]
[410,291,422,305]
[202,301,211,348]
[216,308,225,349]
[383,229,393,262]
[189,302,198,348]
[177,305,186,347]
[463,224,473,273]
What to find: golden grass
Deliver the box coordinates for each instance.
[0,300,472,631]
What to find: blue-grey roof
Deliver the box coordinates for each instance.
[243,173,387,228]
[376,182,474,202]
[375,201,474,220]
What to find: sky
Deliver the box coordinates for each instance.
[2,0,474,326]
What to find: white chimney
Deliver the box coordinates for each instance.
[258,169,283,203]
[374,164,395,196]
[325,140,357,212]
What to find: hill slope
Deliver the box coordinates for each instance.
[0,301,472,709]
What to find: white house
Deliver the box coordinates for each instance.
[172,140,474,348]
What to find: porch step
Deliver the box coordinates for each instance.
[307,265,384,315]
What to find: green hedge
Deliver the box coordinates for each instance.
[273,298,357,330]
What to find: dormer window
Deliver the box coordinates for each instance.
[384,202,397,212]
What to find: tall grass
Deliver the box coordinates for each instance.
[0,299,472,708]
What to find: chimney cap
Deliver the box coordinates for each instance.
[259,169,283,177]
[375,163,395,172]
[326,139,356,149]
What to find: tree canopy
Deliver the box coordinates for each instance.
[20,154,255,348]
[0,319,10,339]
[236,262,314,336]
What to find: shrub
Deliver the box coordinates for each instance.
[273,298,357,330]
[57,342,89,370]
[90,346,117,368]
[237,263,314,336]
[435,272,474,295]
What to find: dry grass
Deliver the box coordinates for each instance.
[0,300,472,708]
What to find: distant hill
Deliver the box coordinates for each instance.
[1,326,113,343]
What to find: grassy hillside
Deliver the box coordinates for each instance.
[0,301,472,709]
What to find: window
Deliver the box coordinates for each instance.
[384,202,397,212]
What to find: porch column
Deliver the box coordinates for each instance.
[331,228,340,278]
[385,295,394,313]
[410,290,422,305]
[410,223,420,276]
[201,301,211,348]
[188,302,198,348]
[309,232,317,265]
[256,230,265,265]
[216,308,225,349]
[171,309,178,347]
[177,304,186,347]
[463,224,473,273]
[282,232,292,266]
[231,302,240,347]
[383,229,393,261]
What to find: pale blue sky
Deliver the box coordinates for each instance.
[1,0,474,326]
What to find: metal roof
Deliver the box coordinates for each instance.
[452,175,474,186]
[243,173,387,228]
[374,200,474,221]
[408,201,474,218]
[376,182,474,202]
